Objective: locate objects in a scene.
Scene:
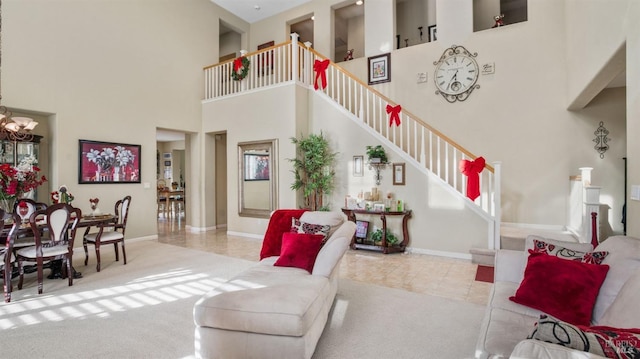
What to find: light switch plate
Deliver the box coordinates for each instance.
[416,72,427,83]
[632,185,640,201]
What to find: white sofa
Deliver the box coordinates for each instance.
[193,211,356,359]
[475,235,640,359]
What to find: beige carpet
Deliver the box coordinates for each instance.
[1,240,485,359]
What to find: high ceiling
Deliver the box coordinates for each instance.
[210,0,312,23]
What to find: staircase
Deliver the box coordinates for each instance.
[203,34,502,251]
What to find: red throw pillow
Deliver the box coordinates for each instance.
[510,252,610,326]
[274,232,324,273]
[259,209,307,260]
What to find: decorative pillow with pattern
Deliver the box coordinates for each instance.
[291,218,331,244]
[530,239,609,265]
[529,314,640,359]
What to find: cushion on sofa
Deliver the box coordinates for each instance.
[509,252,609,326]
[529,239,609,264]
[528,314,640,359]
[511,339,608,359]
[599,268,640,328]
[591,236,640,324]
[525,235,593,254]
[274,232,324,273]
[193,264,330,337]
[260,209,307,260]
[291,218,331,244]
[298,211,345,238]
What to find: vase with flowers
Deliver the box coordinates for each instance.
[0,155,47,213]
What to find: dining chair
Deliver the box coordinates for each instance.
[157,188,169,218]
[1,209,21,302]
[16,203,81,295]
[83,195,131,272]
[12,199,49,250]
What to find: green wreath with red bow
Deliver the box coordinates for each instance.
[231,56,250,81]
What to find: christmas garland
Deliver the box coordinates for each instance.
[231,56,250,81]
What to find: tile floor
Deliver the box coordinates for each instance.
[155,216,492,305]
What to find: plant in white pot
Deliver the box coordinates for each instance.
[366,145,388,164]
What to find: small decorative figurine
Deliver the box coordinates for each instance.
[492,14,505,28]
[90,198,101,216]
[51,185,74,204]
[344,49,354,61]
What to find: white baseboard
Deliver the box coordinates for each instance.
[407,247,472,261]
[226,231,263,240]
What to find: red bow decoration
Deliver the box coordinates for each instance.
[233,57,245,72]
[386,104,402,127]
[459,156,486,201]
[314,59,330,90]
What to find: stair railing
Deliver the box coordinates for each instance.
[202,33,501,249]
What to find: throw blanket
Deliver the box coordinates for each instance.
[259,209,308,260]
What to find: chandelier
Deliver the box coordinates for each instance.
[0,0,38,142]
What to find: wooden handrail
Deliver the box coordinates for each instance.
[203,41,290,70]
[307,47,494,173]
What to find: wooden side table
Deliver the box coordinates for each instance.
[341,208,412,254]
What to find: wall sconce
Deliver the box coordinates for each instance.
[593,121,609,159]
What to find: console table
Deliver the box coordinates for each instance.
[341,208,412,254]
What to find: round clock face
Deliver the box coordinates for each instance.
[435,54,479,96]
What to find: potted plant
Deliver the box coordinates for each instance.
[289,132,338,211]
[366,145,388,164]
[371,228,399,246]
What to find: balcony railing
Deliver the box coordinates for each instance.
[203,34,502,249]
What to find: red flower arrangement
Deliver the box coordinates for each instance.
[0,163,48,200]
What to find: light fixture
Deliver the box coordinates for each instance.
[356,0,363,5]
[0,1,38,141]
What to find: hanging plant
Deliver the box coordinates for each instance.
[231,56,250,81]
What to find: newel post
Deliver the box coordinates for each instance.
[291,32,299,82]
[492,161,502,250]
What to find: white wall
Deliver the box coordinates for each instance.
[240,0,630,237]
[202,85,302,235]
[4,0,249,239]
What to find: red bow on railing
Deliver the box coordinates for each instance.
[386,104,402,127]
[314,59,330,90]
[233,57,245,72]
[459,156,486,201]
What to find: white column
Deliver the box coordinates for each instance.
[291,33,299,83]
[492,161,502,250]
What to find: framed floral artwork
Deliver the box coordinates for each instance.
[79,139,141,184]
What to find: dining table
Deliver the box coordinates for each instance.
[6,212,117,280]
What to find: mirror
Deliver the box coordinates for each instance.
[238,139,278,218]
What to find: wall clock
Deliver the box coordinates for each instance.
[433,45,480,103]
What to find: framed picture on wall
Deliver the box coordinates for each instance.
[393,163,406,185]
[79,139,141,184]
[367,53,391,85]
[164,160,171,167]
[353,155,364,177]
[428,25,437,42]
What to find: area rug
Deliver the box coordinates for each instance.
[475,265,495,283]
[1,240,485,359]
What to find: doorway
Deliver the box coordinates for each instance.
[214,133,227,227]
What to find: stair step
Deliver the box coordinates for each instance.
[500,226,578,252]
[470,248,495,266]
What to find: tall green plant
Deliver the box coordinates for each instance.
[289,132,338,211]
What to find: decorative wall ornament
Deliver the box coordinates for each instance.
[593,121,609,159]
